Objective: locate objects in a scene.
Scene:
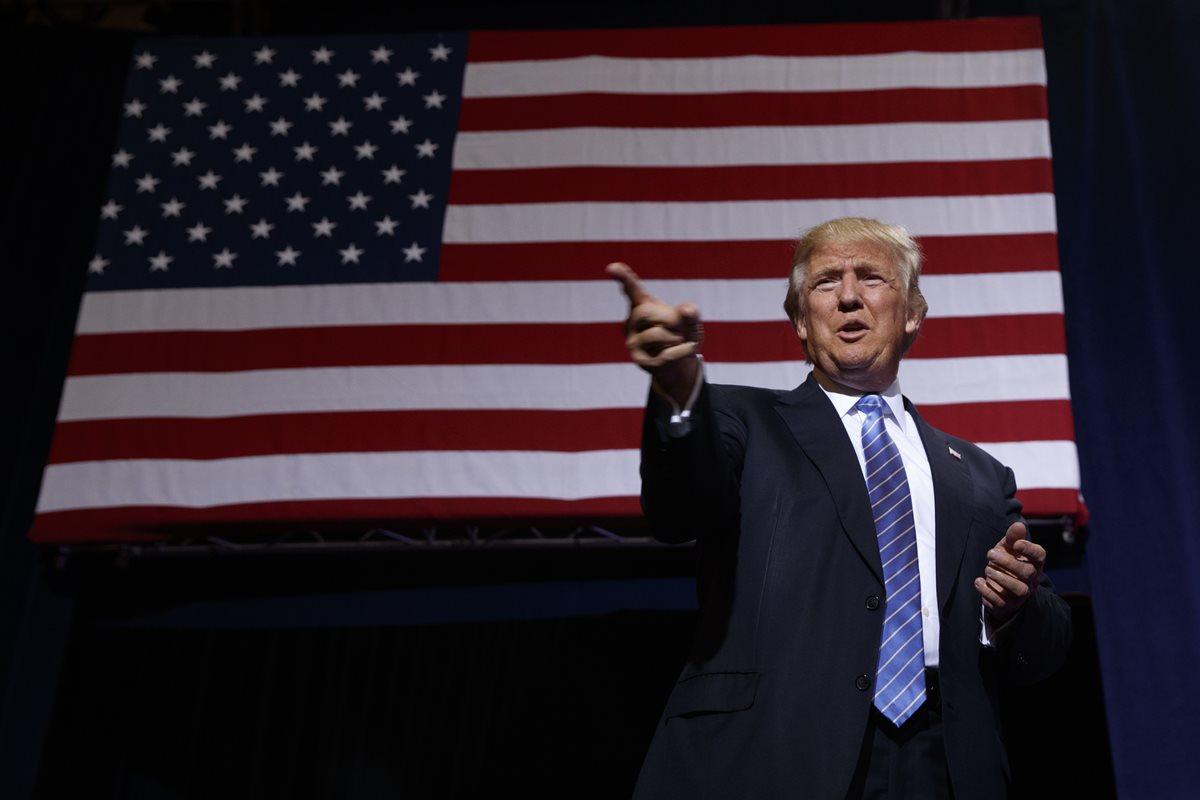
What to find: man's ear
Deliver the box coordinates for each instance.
[795,316,808,343]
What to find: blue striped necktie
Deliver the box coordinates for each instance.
[856,394,926,727]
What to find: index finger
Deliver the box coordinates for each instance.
[606,262,655,306]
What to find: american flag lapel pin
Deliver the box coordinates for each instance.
[948,446,962,460]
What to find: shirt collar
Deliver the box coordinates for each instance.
[817,377,906,432]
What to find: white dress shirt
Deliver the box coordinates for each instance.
[815,380,940,668]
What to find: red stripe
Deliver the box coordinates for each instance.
[448,160,1054,204]
[46,409,645,463]
[1013,488,1082,519]
[438,234,1060,282]
[467,19,1043,61]
[917,400,1075,444]
[65,315,1063,376]
[45,396,1074,466]
[28,496,647,543]
[27,487,1080,544]
[458,87,1047,131]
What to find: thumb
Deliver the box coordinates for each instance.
[1002,521,1027,551]
[678,303,703,345]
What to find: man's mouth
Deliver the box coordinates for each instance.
[837,320,868,340]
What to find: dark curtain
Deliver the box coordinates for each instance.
[1040,0,1200,796]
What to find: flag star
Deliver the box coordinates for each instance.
[147,123,172,142]
[381,164,406,184]
[193,50,217,68]
[311,46,334,64]
[158,74,182,93]
[275,245,300,266]
[285,192,311,212]
[363,92,387,110]
[253,46,276,64]
[171,147,196,166]
[402,241,426,262]
[148,250,174,271]
[123,225,148,245]
[112,149,134,168]
[160,197,186,217]
[233,142,257,162]
[339,243,364,264]
[197,170,222,190]
[208,119,233,139]
[328,116,352,136]
[422,90,445,109]
[88,255,109,274]
[355,140,378,160]
[270,117,293,136]
[311,217,337,237]
[319,166,345,186]
[303,93,327,111]
[415,138,438,158]
[336,69,361,87]
[250,218,275,239]
[212,248,238,268]
[99,200,123,219]
[389,115,412,134]
[371,46,394,63]
[408,189,433,209]
[134,51,157,70]
[135,173,160,193]
[396,67,419,86]
[429,43,452,61]
[219,72,243,91]
[243,93,268,112]
[186,222,213,242]
[223,194,248,214]
[183,97,207,116]
[293,141,318,161]
[259,166,284,186]
[124,98,147,118]
[374,215,398,236]
[278,69,302,87]
[347,191,372,210]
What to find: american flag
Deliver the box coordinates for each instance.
[31,18,1082,543]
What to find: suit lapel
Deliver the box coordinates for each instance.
[907,400,974,613]
[775,376,883,586]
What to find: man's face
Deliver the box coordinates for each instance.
[795,239,920,394]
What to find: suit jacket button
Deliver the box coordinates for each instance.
[866,595,880,611]
[855,674,871,691]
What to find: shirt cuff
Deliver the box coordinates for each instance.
[653,356,704,438]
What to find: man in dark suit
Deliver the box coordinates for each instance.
[607,217,1071,799]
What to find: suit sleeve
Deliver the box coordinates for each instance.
[639,382,747,543]
[993,464,1074,685]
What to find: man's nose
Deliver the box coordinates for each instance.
[836,276,863,310]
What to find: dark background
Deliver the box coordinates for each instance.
[4,1,1198,797]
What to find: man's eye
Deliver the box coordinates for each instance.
[813,279,838,291]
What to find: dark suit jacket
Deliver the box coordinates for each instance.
[633,376,1071,800]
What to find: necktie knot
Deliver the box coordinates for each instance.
[855,393,885,419]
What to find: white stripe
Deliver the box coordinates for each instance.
[73,272,1065,334]
[56,355,1071,422]
[897,354,1071,403]
[462,51,1047,97]
[441,195,1057,244]
[975,440,1081,491]
[450,121,1051,170]
[34,449,641,514]
[34,441,1082,515]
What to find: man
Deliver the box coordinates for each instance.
[608,217,1071,799]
